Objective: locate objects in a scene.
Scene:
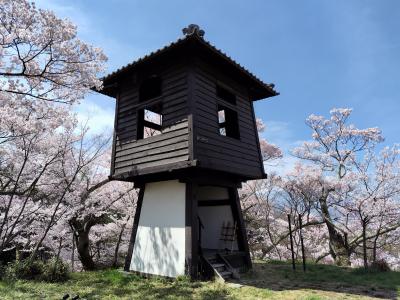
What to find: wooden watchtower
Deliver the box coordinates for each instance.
[96,25,278,280]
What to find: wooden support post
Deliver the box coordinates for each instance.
[229,187,252,269]
[124,186,145,271]
[287,214,296,271]
[298,214,306,272]
[185,181,199,279]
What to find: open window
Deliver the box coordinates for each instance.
[218,105,240,139]
[139,76,162,102]
[216,85,236,105]
[137,103,163,140]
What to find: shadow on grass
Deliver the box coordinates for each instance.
[235,261,400,300]
[74,269,231,300]
[3,265,398,299]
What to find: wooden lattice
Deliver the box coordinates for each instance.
[219,221,237,252]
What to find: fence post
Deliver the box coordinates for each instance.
[287,214,296,271]
[298,214,306,272]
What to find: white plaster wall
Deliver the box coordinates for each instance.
[130,180,186,277]
[198,205,238,251]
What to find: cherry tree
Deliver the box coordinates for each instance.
[280,164,337,262]
[343,145,400,268]
[240,174,284,259]
[292,108,398,266]
[0,0,106,148]
[293,108,383,177]
[0,0,139,271]
[237,109,399,268]
[256,118,282,162]
[0,113,137,269]
[0,0,106,104]
[241,165,329,262]
[240,118,286,260]
[66,150,137,270]
[0,109,76,252]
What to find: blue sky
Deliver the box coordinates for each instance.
[37,0,400,171]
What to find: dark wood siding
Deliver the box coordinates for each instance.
[113,64,190,176]
[192,61,264,179]
[110,55,264,180]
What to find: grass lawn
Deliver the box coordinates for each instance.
[0,261,399,299]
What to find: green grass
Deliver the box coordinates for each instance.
[0,261,399,299]
[240,261,400,299]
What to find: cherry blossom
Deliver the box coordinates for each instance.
[0,0,107,104]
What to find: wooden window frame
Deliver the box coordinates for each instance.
[136,103,163,140]
[217,104,240,140]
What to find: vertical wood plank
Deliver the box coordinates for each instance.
[250,98,266,177]
[185,181,199,279]
[229,187,252,269]
[187,115,194,161]
[187,59,196,161]
[110,91,120,176]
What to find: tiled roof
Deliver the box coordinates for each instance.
[197,37,278,96]
[101,34,278,97]
[101,36,188,82]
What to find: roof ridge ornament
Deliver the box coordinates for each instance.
[182,24,205,38]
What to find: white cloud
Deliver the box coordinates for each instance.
[74,95,114,136]
[34,0,149,74]
[263,121,292,145]
[35,0,91,32]
[261,120,308,176]
[265,155,301,176]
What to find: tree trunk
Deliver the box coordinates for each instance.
[71,232,75,272]
[29,176,77,262]
[266,217,282,260]
[319,194,352,266]
[74,228,96,271]
[372,228,380,263]
[112,219,128,268]
[53,238,63,276]
[69,214,109,270]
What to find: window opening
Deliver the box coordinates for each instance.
[137,104,163,140]
[218,105,239,139]
[139,76,162,102]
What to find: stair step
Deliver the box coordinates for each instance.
[211,263,225,268]
[215,267,227,272]
[205,256,217,260]
[219,271,232,278]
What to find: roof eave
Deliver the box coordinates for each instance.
[94,34,279,100]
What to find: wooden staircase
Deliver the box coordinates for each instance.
[203,253,239,281]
